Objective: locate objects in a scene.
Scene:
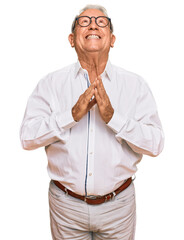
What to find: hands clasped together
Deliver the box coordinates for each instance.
[72,76,114,124]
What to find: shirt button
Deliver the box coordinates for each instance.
[91,129,93,132]
[90,152,93,155]
[89,173,92,176]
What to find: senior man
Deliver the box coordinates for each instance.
[20,4,164,240]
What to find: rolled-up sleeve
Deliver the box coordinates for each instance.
[107,80,164,157]
[20,75,77,150]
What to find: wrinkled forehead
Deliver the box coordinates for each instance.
[79,8,106,17]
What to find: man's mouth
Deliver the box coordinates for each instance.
[86,34,101,39]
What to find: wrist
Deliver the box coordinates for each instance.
[72,107,79,122]
[105,108,114,124]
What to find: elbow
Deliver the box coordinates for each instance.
[142,148,163,157]
[149,138,165,158]
[129,140,164,158]
[21,139,38,151]
[20,128,36,150]
[20,131,43,151]
[149,152,160,158]
[22,144,35,151]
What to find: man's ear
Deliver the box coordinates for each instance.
[110,34,116,48]
[68,33,75,48]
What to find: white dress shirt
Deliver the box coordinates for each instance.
[20,60,164,196]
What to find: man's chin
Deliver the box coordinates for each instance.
[85,47,102,53]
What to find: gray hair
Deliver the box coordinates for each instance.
[71,4,114,33]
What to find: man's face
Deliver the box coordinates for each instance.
[69,9,116,57]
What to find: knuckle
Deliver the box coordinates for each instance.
[79,95,83,100]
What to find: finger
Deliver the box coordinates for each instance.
[96,76,103,87]
[96,75,102,81]
[93,80,97,88]
[96,79,106,99]
[87,98,97,111]
[85,88,95,102]
[84,84,95,95]
[99,79,107,93]
[82,83,95,101]
[84,82,96,96]
[94,88,102,105]
[95,76,106,92]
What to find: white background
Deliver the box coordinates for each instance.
[1,0,184,239]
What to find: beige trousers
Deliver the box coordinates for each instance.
[49,180,136,240]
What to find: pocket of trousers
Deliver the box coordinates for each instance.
[49,180,65,199]
[115,183,135,203]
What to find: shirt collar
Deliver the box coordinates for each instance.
[73,61,82,78]
[74,59,113,81]
[103,60,113,81]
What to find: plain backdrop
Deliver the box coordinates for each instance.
[1,0,184,239]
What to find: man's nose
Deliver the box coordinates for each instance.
[89,17,98,29]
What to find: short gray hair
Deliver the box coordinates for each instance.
[71,4,114,33]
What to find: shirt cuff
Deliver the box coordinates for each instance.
[56,109,78,130]
[107,111,126,134]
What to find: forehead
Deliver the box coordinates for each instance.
[79,9,106,17]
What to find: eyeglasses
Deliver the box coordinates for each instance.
[74,16,111,30]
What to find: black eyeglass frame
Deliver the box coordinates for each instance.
[73,16,112,32]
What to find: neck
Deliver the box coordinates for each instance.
[78,52,108,83]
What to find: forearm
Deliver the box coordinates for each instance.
[107,111,164,157]
[20,110,77,150]
[121,121,164,156]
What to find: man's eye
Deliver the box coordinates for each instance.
[79,18,89,25]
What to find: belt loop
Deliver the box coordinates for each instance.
[112,191,116,200]
[64,187,68,196]
[132,175,136,181]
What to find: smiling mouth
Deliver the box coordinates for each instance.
[86,34,101,39]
